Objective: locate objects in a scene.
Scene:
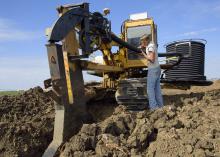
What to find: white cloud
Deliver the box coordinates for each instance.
[179,28,218,37]
[0,18,43,42]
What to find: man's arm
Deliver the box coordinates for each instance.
[147,51,155,63]
[141,50,148,59]
[141,46,156,63]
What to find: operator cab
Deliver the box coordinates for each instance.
[122,12,157,67]
[127,25,152,60]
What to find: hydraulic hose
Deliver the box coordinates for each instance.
[111,32,142,53]
[110,32,183,58]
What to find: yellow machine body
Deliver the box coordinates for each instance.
[101,18,158,88]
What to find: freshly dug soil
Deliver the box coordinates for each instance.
[0,87,54,157]
[0,81,220,157]
[60,88,220,157]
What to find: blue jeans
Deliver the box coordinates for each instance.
[147,67,163,110]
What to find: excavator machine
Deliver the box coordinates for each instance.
[42,3,212,156]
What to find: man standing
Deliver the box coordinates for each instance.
[140,34,163,110]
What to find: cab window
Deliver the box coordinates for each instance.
[127,25,151,60]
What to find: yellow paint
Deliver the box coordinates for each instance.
[125,59,148,68]
[80,60,123,72]
[125,18,154,28]
[63,51,74,104]
[62,30,79,104]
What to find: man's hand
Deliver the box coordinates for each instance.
[141,50,148,59]
[141,50,155,63]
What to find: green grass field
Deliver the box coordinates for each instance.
[0,90,24,96]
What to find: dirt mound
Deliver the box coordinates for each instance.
[0,87,54,157]
[0,81,220,157]
[59,83,220,157]
[0,84,113,157]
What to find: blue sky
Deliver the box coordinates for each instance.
[0,0,220,90]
